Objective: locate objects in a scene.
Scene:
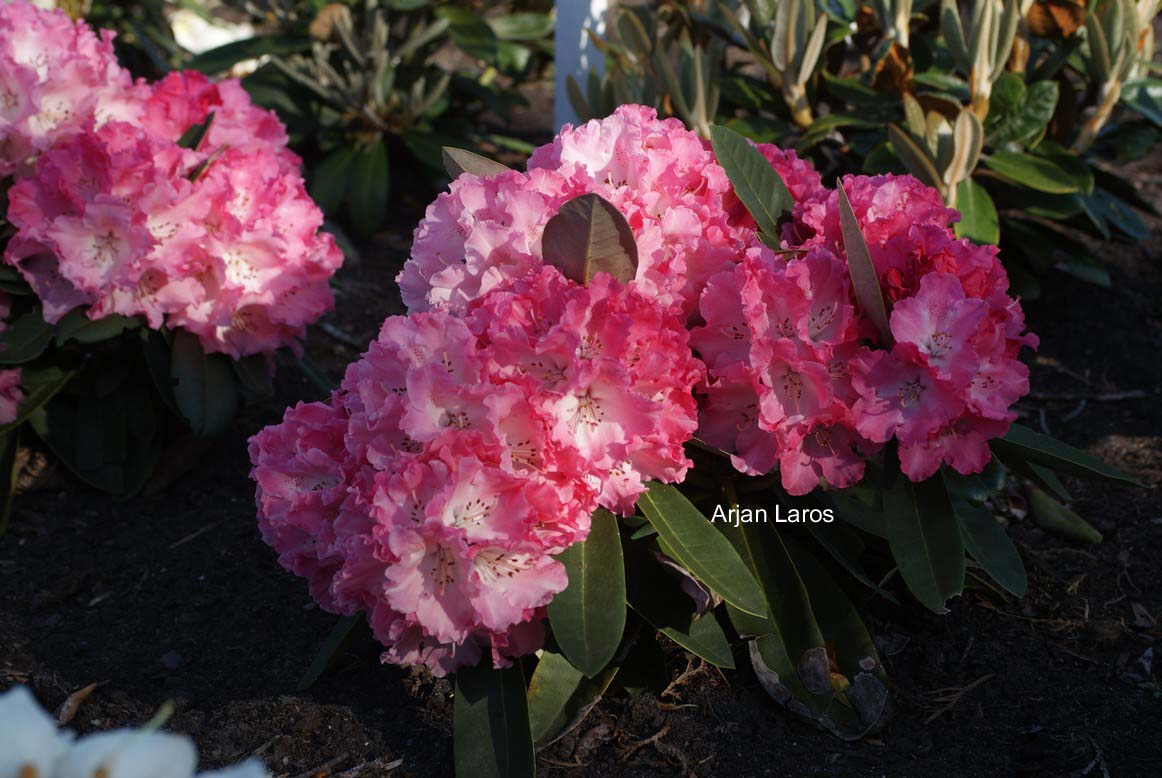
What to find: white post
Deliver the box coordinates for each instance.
[554,0,609,130]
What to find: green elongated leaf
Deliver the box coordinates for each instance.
[177,111,215,151]
[716,520,830,696]
[0,366,74,433]
[943,472,1026,597]
[1122,78,1162,127]
[542,194,638,285]
[0,429,18,536]
[31,376,161,496]
[487,12,553,41]
[709,124,793,240]
[0,267,32,296]
[1082,188,1150,241]
[53,310,138,346]
[986,75,1058,148]
[982,151,1080,193]
[805,521,897,603]
[954,178,999,245]
[297,613,363,691]
[1027,486,1103,543]
[884,476,965,613]
[638,482,765,617]
[170,330,240,438]
[825,490,887,538]
[991,423,1138,485]
[441,146,512,179]
[526,650,584,743]
[548,509,627,677]
[454,663,535,778]
[0,309,53,365]
[310,147,357,215]
[626,546,735,668]
[887,124,942,191]
[527,650,618,745]
[787,543,889,738]
[186,35,309,74]
[348,138,389,237]
[837,182,893,345]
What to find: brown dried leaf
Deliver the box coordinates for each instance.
[1026,0,1088,39]
[56,682,104,725]
[872,42,914,95]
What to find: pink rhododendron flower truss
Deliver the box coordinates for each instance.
[693,173,1036,490]
[0,0,145,177]
[0,2,342,359]
[399,105,823,318]
[250,267,703,676]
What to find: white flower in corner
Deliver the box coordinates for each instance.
[0,686,71,778]
[0,687,269,778]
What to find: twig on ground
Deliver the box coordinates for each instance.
[287,754,348,778]
[924,674,993,724]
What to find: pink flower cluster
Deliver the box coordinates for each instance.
[1,2,342,358]
[694,174,1036,490]
[250,267,703,675]
[0,0,144,177]
[399,105,822,319]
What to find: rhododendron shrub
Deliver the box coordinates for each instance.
[256,116,1134,773]
[251,267,703,675]
[0,2,342,516]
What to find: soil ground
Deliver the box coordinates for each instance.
[2,155,1161,778]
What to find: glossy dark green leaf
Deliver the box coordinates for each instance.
[638,482,765,617]
[709,124,793,241]
[626,546,735,668]
[170,330,240,438]
[986,75,1058,148]
[954,178,999,245]
[0,267,32,296]
[297,613,363,691]
[1027,486,1103,543]
[348,138,389,237]
[454,663,535,778]
[177,111,215,151]
[487,12,554,41]
[0,365,74,433]
[943,472,1026,597]
[837,182,893,345]
[0,309,53,365]
[548,508,627,677]
[991,423,1138,485]
[884,476,965,613]
[310,147,357,215]
[526,650,617,745]
[30,377,161,496]
[53,310,138,347]
[441,146,512,179]
[186,35,309,74]
[716,520,830,695]
[1082,188,1149,241]
[982,151,1080,194]
[542,194,638,285]
[887,124,942,191]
